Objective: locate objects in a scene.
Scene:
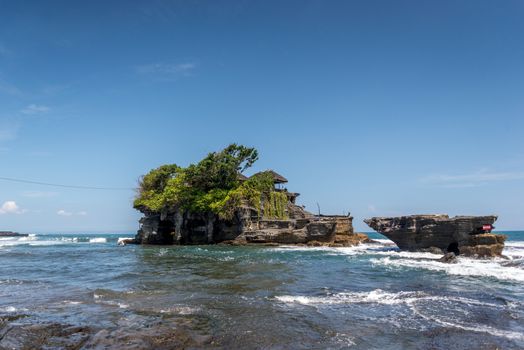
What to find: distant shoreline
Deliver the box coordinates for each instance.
[0,231,28,237]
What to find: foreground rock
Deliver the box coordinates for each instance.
[364,215,506,257]
[0,314,210,349]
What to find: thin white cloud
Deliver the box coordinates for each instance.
[22,191,58,198]
[0,80,22,96]
[367,204,377,212]
[57,209,87,217]
[21,104,50,115]
[135,62,196,78]
[0,201,25,214]
[421,170,524,188]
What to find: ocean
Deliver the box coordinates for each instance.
[0,231,523,349]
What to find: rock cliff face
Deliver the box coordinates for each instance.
[134,205,368,246]
[364,215,506,257]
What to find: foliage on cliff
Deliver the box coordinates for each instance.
[134,144,288,220]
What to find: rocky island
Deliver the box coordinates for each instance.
[364,215,506,257]
[130,144,368,247]
[0,231,28,237]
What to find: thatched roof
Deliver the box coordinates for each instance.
[237,173,249,182]
[253,170,288,184]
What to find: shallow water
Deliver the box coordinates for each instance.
[0,232,523,349]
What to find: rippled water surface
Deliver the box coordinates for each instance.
[1,232,523,349]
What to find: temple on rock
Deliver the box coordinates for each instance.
[134,169,367,246]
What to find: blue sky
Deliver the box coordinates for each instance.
[0,0,523,232]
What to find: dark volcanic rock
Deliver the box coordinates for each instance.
[0,231,28,237]
[420,246,444,255]
[135,205,369,246]
[0,320,90,350]
[438,252,458,263]
[364,215,506,257]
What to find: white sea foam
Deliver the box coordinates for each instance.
[274,239,524,282]
[503,241,524,260]
[18,235,38,241]
[117,237,134,245]
[505,241,524,247]
[93,293,129,308]
[0,234,90,247]
[271,241,443,259]
[0,235,39,246]
[276,289,522,340]
[371,256,524,282]
[332,245,443,259]
[411,303,524,341]
[275,289,502,308]
[99,300,129,308]
[271,246,334,252]
[1,235,111,246]
[0,306,18,312]
[160,306,199,315]
[276,290,424,305]
[0,306,28,313]
[372,238,396,245]
[156,248,169,257]
[89,237,107,243]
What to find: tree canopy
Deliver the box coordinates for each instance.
[134,144,288,219]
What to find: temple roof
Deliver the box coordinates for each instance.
[237,173,249,181]
[253,170,288,184]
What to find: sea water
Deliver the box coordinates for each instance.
[0,231,523,349]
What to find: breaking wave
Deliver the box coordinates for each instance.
[371,255,524,282]
[0,235,111,247]
[88,237,107,243]
[275,289,524,341]
[275,289,503,308]
[271,238,524,284]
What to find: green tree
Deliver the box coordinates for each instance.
[134,144,287,220]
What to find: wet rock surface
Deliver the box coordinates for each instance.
[0,315,91,350]
[438,252,458,263]
[364,214,506,257]
[135,205,370,247]
[0,314,211,350]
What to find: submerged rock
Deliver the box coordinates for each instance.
[0,319,91,350]
[364,214,506,257]
[438,252,458,263]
